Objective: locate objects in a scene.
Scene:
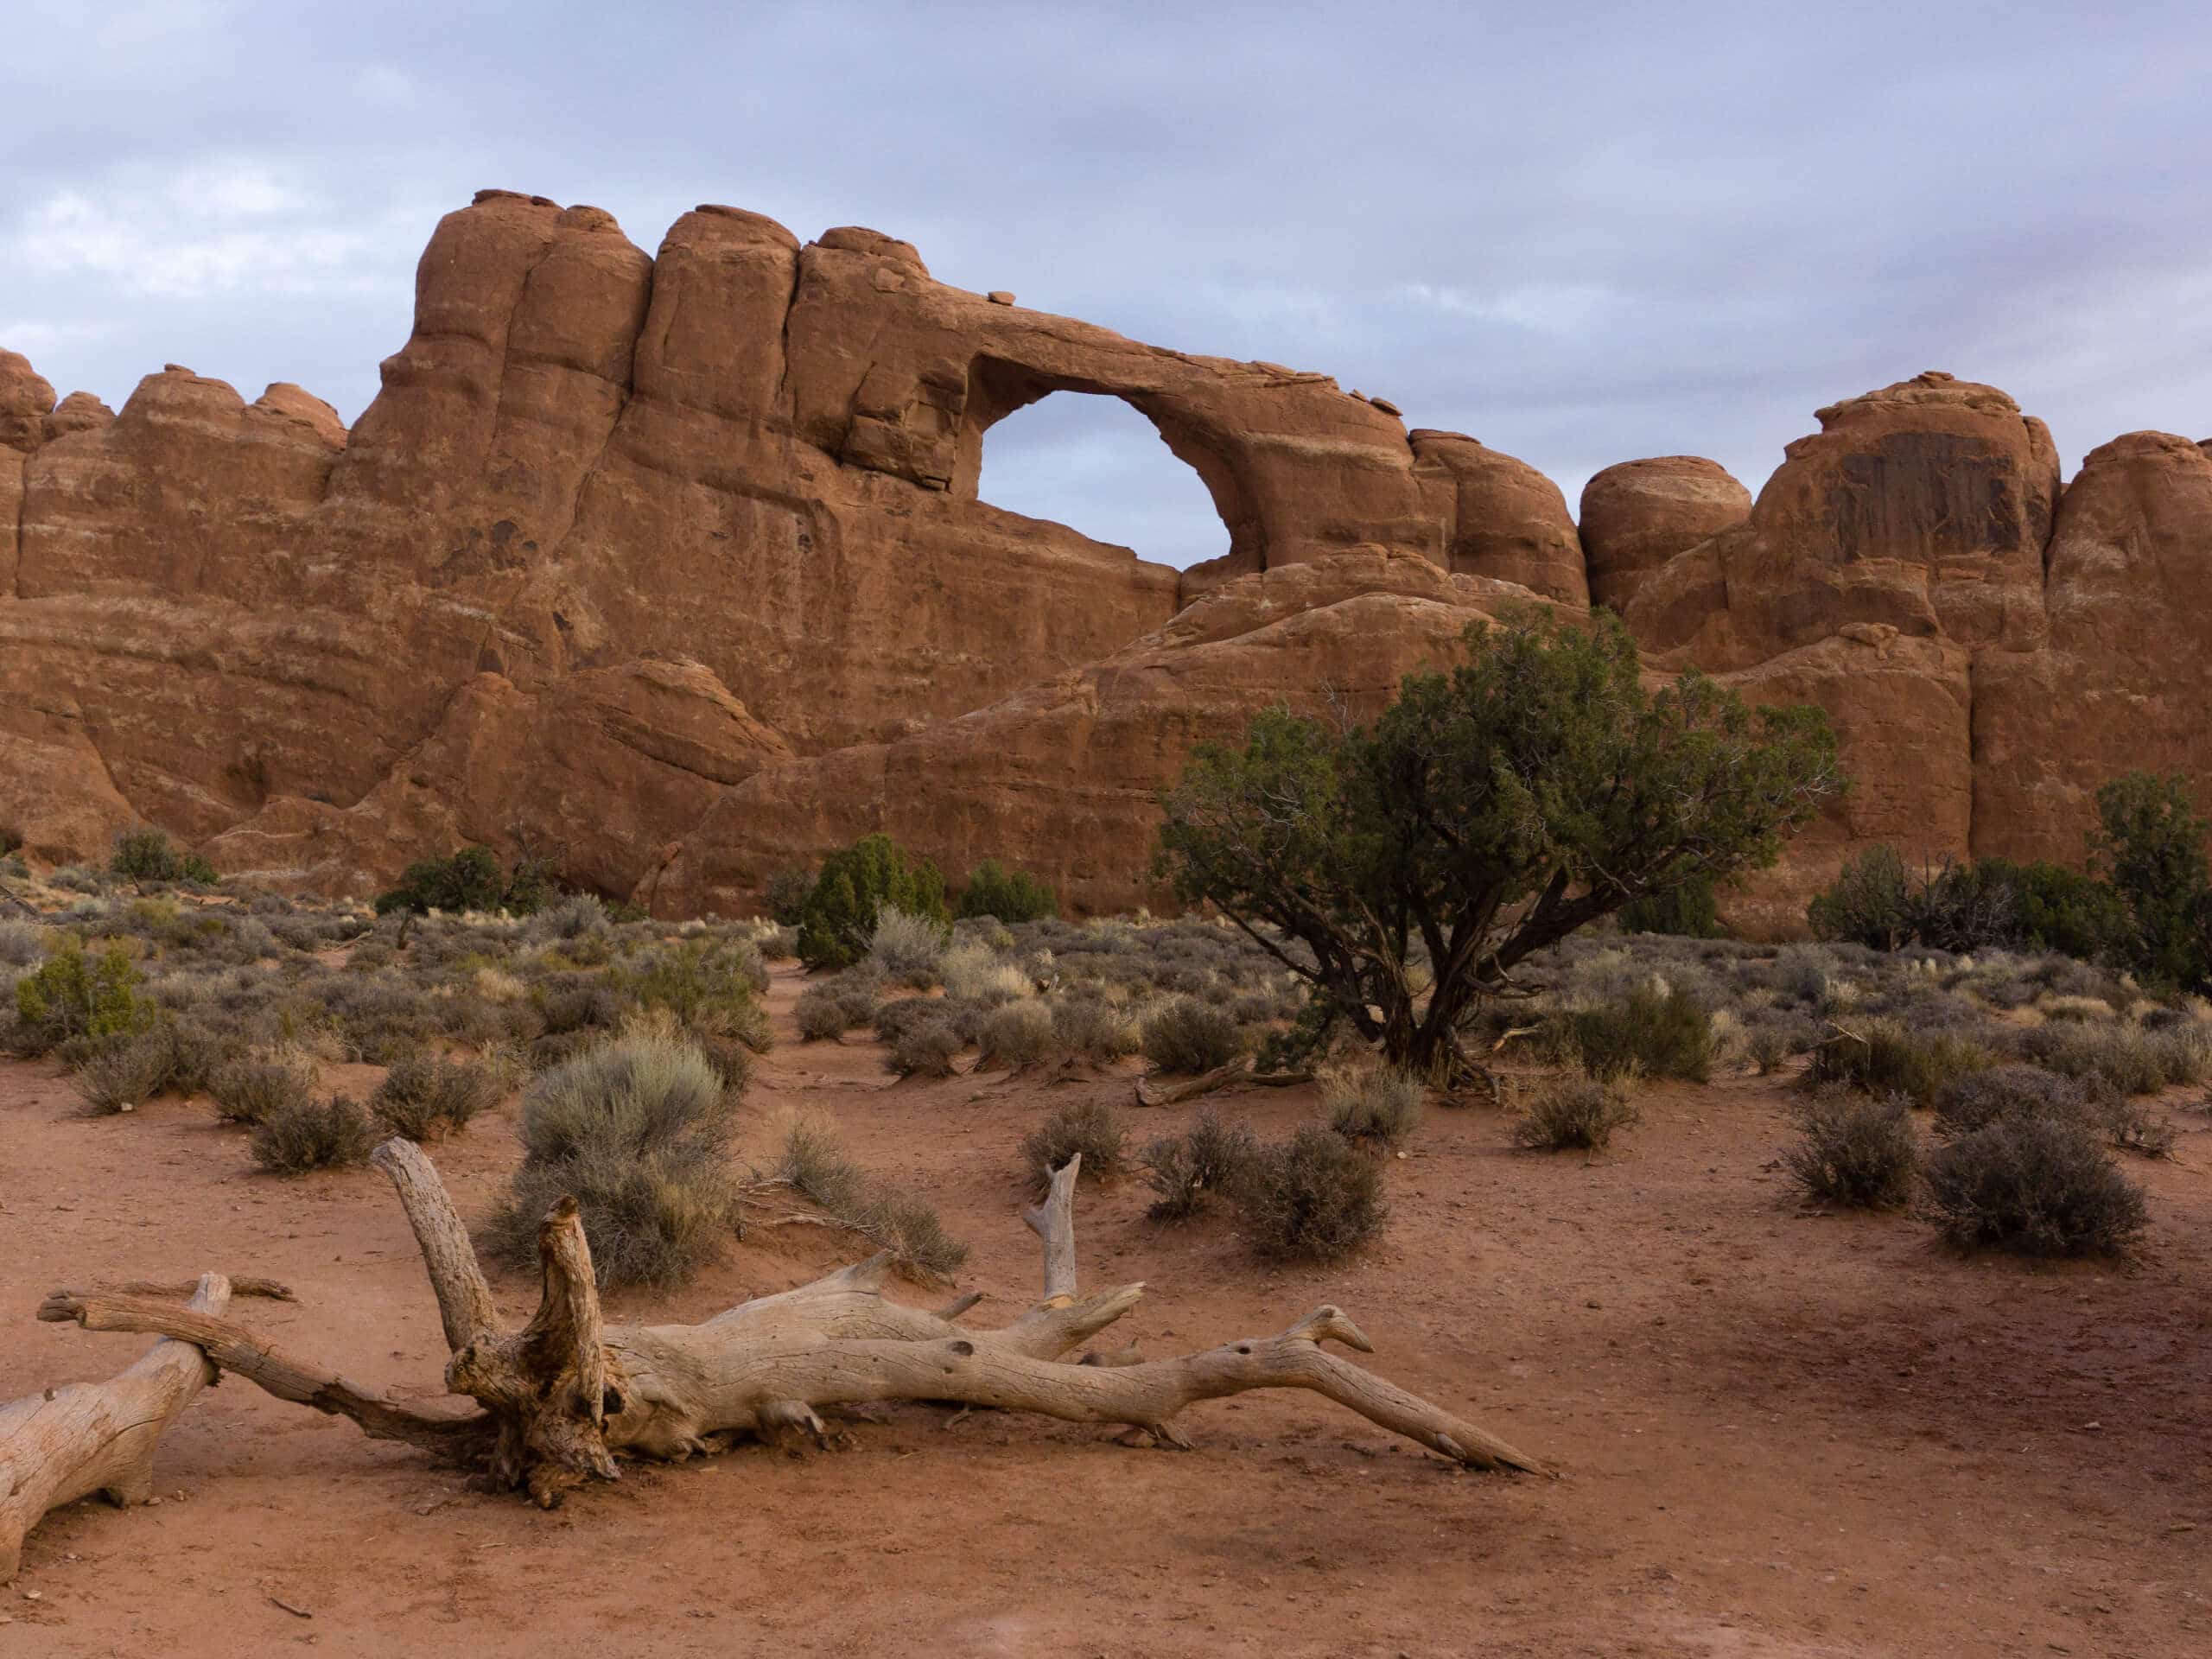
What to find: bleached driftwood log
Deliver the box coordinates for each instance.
[2,1273,232,1581]
[39,1139,1546,1509]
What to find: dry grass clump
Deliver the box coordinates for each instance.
[1783,1088,1920,1209]
[1052,995,1139,1065]
[250,1094,375,1173]
[1805,1016,1992,1107]
[209,1051,318,1124]
[1554,983,1713,1082]
[1233,1124,1388,1263]
[1140,1108,1261,1221]
[939,940,1031,1006]
[371,1052,504,1140]
[487,1032,740,1289]
[976,997,1056,1067]
[776,1116,968,1281]
[868,905,949,988]
[1138,995,1242,1074]
[2012,1020,2210,1096]
[1020,1100,1129,1190]
[1513,1071,1640,1152]
[1923,1115,2149,1257]
[1323,1066,1424,1148]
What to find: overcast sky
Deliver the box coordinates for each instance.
[7,2,2209,568]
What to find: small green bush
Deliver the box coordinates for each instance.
[490,1033,740,1288]
[372,1052,502,1140]
[797,834,950,971]
[763,866,815,927]
[1140,995,1243,1074]
[1141,1108,1261,1220]
[12,942,149,1054]
[251,1095,375,1173]
[1324,1067,1424,1148]
[620,940,772,1052]
[1618,875,1721,939]
[1923,1115,2149,1257]
[374,847,512,917]
[956,859,1058,923]
[1234,1124,1389,1262]
[1784,1089,1919,1208]
[111,827,218,886]
[210,1052,317,1125]
[1020,1100,1128,1190]
[1513,1072,1640,1151]
[1560,984,1713,1082]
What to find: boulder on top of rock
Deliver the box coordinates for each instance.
[1580,455,1750,614]
[1408,429,1588,605]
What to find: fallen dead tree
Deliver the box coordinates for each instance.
[37,1138,1547,1510]
[3,1273,280,1580]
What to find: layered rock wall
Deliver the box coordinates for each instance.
[2,197,2204,929]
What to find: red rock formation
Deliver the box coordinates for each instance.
[2,200,2204,928]
[1579,456,1749,613]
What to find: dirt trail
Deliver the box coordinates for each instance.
[3,964,2208,1656]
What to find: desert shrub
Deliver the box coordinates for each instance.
[1559,984,1713,1082]
[1978,858,2133,963]
[956,859,1058,923]
[1923,1116,2149,1257]
[751,924,798,960]
[1806,1016,1991,1107]
[2089,772,2212,991]
[210,1052,318,1125]
[110,827,218,886]
[1934,1063,2091,1138]
[1324,1067,1424,1148]
[70,1025,188,1114]
[11,942,148,1054]
[531,893,611,944]
[1513,1072,1640,1151]
[373,846,510,917]
[977,996,1057,1067]
[939,940,1030,1006]
[795,982,854,1042]
[1618,875,1722,939]
[1020,1100,1128,1189]
[871,994,943,1045]
[372,1052,502,1139]
[620,939,772,1052]
[776,1116,968,1279]
[762,866,815,927]
[1141,1108,1261,1220]
[0,920,42,967]
[0,823,19,857]
[489,1033,740,1288]
[1140,995,1243,1074]
[1234,1124,1389,1262]
[797,834,950,971]
[1052,995,1138,1065]
[1747,1014,1819,1074]
[868,905,950,987]
[887,1016,963,1078]
[250,1094,375,1173]
[2013,1020,2208,1095]
[1784,1089,1919,1208]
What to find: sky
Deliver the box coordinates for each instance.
[6,2,2209,569]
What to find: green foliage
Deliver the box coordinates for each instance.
[619,939,772,1052]
[110,827,219,886]
[1233,1123,1389,1262]
[1978,858,2133,962]
[1156,609,1840,1072]
[1809,844,2136,962]
[1805,1016,1992,1108]
[1618,874,1722,938]
[1783,1089,1919,1208]
[490,1033,740,1288]
[763,866,816,927]
[13,942,149,1053]
[2091,772,2212,989]
[374,846,509,916]
[1020,1100,1129,1190]
[797,834,950,970]
[956,859,1058,923]
[1557,983,1713,1082]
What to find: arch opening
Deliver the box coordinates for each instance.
[962,377,1234,571]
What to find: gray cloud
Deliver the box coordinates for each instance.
[6,1,2209,567]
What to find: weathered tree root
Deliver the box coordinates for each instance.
[37,1140,1548,1509]
[3,1273,232,1581]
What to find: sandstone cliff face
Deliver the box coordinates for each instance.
[1,200,2203,929]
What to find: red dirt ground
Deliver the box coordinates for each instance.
[4,964,2209,1656]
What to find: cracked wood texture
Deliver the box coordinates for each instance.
[2,1272,230,1581]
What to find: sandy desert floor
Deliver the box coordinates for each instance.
[3,963,2209,1658]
